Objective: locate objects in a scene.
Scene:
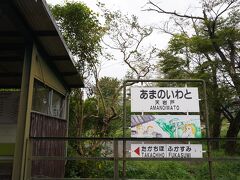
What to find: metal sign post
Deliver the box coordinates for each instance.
[122,79,213,180]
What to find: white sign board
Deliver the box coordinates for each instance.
[131,87,199,112]
[131,144,203,158]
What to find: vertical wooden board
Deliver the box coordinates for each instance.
[30,112,67,178]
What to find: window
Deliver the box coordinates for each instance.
[32,81,66,119]
[51,91,66,118]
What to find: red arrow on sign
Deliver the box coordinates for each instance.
[134,147,140,156]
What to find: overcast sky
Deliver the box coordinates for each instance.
[46,0,201,79]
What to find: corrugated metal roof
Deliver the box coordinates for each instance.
[0,0,83,88]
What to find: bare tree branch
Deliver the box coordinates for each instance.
[144,0,205,20]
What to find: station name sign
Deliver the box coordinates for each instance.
[131,87,199,112]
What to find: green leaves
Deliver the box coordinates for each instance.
[168,34,214,54]
[51,2,105,75]
[168,34,189,53]
[189,36,213,54]
[96,77,120,101]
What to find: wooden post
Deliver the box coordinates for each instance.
[24,138,33,179]
[114,139,119,180]
[122,82,127,179]
[12,42,34,180]
[203,81,214,180]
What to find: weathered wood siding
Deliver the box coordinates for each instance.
[30,112,67,178]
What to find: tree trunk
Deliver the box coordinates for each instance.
[225,110,240,154]
[211,110,222,149]
[210,65,222,149]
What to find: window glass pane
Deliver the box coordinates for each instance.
[32,82,50,115]
[52,91,66,119]
[32,80,66,119]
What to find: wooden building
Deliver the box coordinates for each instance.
[0,0,83,179]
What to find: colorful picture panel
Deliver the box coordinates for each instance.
[131,115,202,138]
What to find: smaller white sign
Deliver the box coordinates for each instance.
[131,144,202,158]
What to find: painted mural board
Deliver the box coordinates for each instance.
[131,87,199,112]
[131,144,203,158]
[131,115,201,138]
